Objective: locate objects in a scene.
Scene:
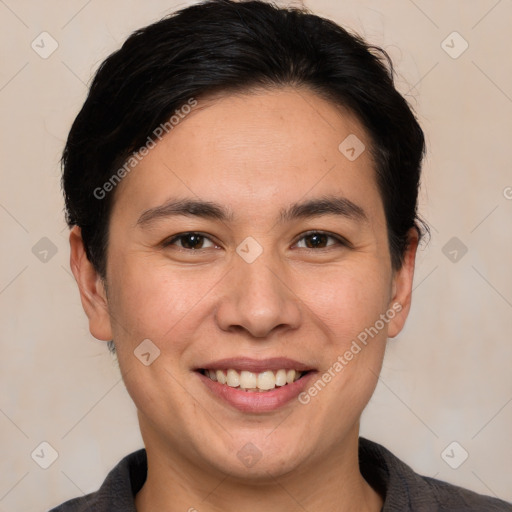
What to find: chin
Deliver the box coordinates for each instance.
[201,433,309,481]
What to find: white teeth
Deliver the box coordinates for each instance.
[257,371,276,390]
[226,369,240,387]
[275,369,287,386]
[204,368,305,391]
[239,370,257,389]
[286,369,296,384]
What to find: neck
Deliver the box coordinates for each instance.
[134,428,383,512]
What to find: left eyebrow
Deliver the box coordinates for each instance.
[279,196,368,224]
[136,195,368,227]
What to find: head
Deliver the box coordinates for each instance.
[64,0,426,482]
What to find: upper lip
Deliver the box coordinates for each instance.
[196,357,314,373]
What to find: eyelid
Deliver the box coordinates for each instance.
[162,231,220,249]
[293,230,352,249]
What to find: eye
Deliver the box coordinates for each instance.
[162,232,218,250]
[294,231,349,249]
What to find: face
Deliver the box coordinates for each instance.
[71,87,417,481]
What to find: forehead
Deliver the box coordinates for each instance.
[113,86,383,223]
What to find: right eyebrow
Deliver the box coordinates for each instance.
[136,198,234,227]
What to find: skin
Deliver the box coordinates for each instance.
[70,86,418,512]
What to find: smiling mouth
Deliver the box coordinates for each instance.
[198,368,310,392]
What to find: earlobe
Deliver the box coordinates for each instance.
[387,228,419,338]
[69,226,113,341]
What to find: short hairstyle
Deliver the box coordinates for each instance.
[62,0,427,279]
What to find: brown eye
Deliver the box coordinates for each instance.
[304,233,329,248]
[164,232,216,250]
[295,231,349,250]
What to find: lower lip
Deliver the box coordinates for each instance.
[196,371,317,413]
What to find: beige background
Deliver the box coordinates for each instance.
[1,0,511,510]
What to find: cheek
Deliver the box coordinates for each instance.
[106,255,220,349]
[295,262,392,340]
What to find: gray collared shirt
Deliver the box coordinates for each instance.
[48,437,512,511]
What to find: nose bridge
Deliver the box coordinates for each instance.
[241,255,283,309]
[215,249,301,338]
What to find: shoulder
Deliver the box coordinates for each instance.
[359,437,512,512]
[421,474,512,512]
[47,449,147,512]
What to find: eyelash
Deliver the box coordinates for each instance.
[161,230,351,251]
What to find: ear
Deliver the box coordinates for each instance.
[387,228,419,338]
[69,226,113,341]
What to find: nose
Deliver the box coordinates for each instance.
[215,254,302,339]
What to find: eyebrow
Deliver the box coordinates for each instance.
[136,195,368,227]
